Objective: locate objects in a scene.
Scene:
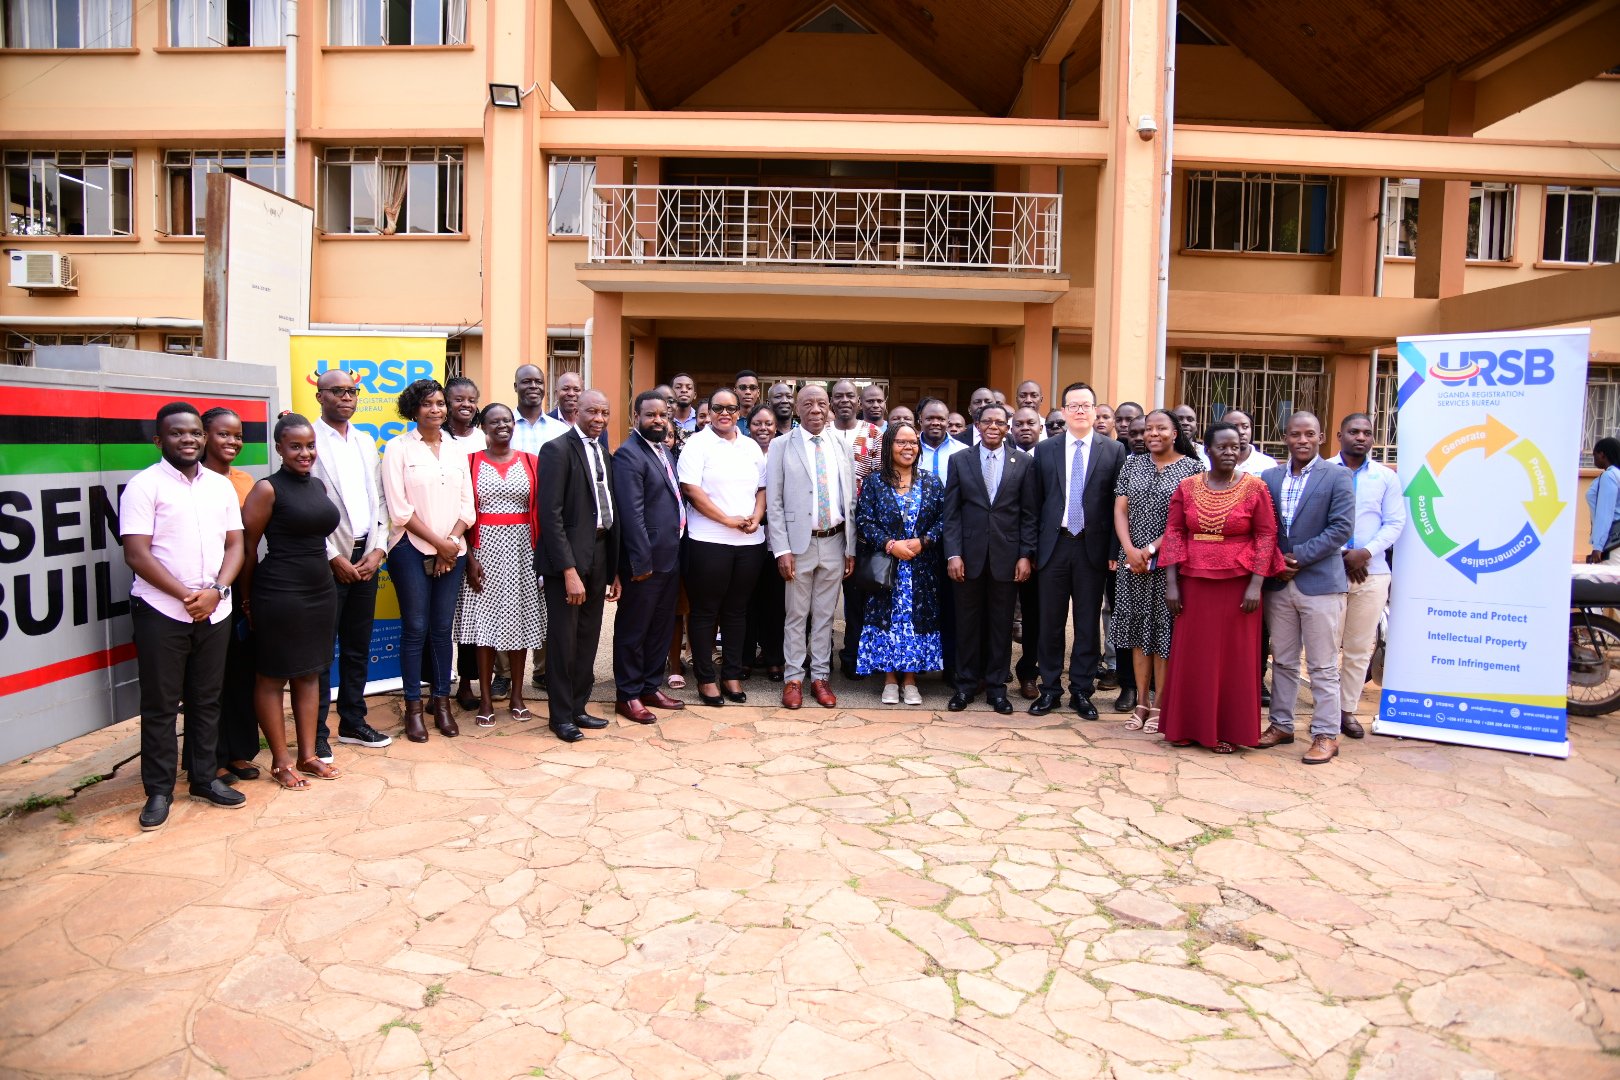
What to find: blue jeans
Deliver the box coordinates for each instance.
[387,539,466,702]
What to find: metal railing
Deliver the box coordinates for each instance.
[588,184,1062,273]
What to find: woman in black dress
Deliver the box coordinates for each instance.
[241,414,342,789]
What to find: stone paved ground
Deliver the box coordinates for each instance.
[3,690,1620,1080]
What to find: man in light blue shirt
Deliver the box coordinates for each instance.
[510,364,567,455]
[916,397,966,486]
[1328,413,1406,738]
[1586,437,1620,563]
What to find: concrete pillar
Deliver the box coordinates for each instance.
[592,291,627,443]
[1331,176,1380,298]
[1018,303,1054,403]
[1414,72,1475,300]
[1325,352,1371,457]
[631,333,658,395]
[1091,0,1169,409]
[989,341,1017,399]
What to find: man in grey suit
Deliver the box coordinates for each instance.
[943,403,1038,715]
[311,367,394,758]
[1259,411,1355,765]
[766,384,855,710]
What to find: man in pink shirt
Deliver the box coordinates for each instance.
[121,402,247,831]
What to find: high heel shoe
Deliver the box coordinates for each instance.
[697,685,725,707]
[431,696,460,737]
[722,682,747,703]
[402,699,428,743]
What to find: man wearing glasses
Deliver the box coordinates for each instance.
[1030,382,1126,720]
[310,368,394,756]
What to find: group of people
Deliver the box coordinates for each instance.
[122,366,1407,831]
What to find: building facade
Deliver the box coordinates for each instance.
[4,0,1619,491]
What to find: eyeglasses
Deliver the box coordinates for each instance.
[1045,421,1064,430]
[711,404,740,414]
[892,439,921,447]
[320,387,359,398]
[1064,402,1095,412]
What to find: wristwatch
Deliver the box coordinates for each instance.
[209,582,232,600]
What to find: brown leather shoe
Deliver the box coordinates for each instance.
[431,696,460,738]
[616,698,657,724]
[810,679,837,708]
[782,681,803,710]
[1303,734,1339,764]
[1019,678,1040,701]
[640,690,685,711]
[1255,724,1295,749]
[402,699,429,743]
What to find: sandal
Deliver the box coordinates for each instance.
[1142,709,1161,735]
[476,713,497,728]
[297,758,342,781]
[1125,705,1150,730]
[1211,741,1236,754]
[510,706,533,722]
[666,673,687,690]
[269,764,310,790]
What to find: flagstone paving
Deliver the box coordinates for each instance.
[2,698,1620,1079]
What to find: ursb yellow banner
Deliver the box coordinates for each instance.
[289,332,447,692]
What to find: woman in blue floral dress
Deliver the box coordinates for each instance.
[855,422,946,705]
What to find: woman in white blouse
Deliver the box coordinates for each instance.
[382,378,475,743]
[676,386,767,707]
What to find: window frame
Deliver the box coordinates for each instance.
[1183,170,1338,256]
[1383,178,1517,262]
[317,146,465,236]
[327,0,466,46]
[1543,186,1620,265]
[1177,350,1332,461]
[547,157,594,237]
[4,150,135,237]
[1584,367,1620,468]
[5,331,136,366]
[2,0,132,47]
[162,149,285,235]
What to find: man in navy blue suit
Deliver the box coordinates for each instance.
[611,390,688,724]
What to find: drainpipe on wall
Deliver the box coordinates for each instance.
[1152,0,1178,410]
[1368,178,1389,426]
[284,0,298,200]
[1054,57,1067,398]
[582,316,594,388]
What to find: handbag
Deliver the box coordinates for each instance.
[853,548,897,593]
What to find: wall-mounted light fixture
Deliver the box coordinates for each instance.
[489,83,533,109]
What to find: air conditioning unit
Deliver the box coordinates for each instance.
[7,250,76,292]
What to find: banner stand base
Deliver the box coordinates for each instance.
[1374,720,1570,759]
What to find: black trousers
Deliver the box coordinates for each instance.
[837,579,864,670]
[316,545,378,743]
[954,574,1017,696]
[133,598,230,796]
[543,537,609,727]
[181,606,257,773]
[1102,569,1137,691]
[613,568,679,699]
[745,563,786,669]
[685,539,764,683]
[1015,576,1041,684]
[939,576,958,679]
[1036,531,1107,698]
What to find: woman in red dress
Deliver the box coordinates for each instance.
[1159,422,1285,752]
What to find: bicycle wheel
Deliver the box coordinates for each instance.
[1569,612,1620,717]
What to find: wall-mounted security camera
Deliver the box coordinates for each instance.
[1136,115,1159,140]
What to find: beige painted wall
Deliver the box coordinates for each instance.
[547,238,595,326]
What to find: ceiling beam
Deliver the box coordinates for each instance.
[559,0,618,56]
[1175,124,1620,185]
[540,111,1110,165]
[1038,0,1102,64]
[1438,262,1620,335]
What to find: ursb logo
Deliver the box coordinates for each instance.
[305,357,437,395]
[1427,349,1554,387]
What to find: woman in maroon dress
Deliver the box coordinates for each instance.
[1159,422,1285,752]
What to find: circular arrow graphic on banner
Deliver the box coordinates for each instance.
[1403,414,1567,581]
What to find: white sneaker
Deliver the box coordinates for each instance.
[881,683,900,705]
[902,685,922,706]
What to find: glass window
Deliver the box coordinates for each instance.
[318,147,463,234]
[5,331,135,365]
[1544,186,1620,264]
[1185,171,1337,255]
[163,149,285,235]
[1384,179,1516,261]
[1178,351,1331,461]
[1585,367,1620,467]
[4,150,134,236]
[548,157,594,236]
[3,0,130,46]
[169,0,280,45]
[328,0,465,45]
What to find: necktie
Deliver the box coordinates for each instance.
[655,442,686,533]
[812,434,831,530]
[983,448,999,502]
[1067,438,1087,533]
[931,445,941,476]
[589,440,614,532]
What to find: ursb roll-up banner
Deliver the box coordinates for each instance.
[1381,328,1589,757]
[288,332,447,694]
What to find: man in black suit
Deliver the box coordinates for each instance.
[953,386,996,446]
[1030,380,1126,720]
[943,403,1038,715]
[611,391,687,725]
[537,389,621,743]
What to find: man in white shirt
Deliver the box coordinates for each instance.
[1224,409,1279,476]
[121,402,246,830]
[1328,412,1406,739]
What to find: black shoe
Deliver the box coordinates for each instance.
[767,667,784,682]
[338,722,393,748]
[1113,688,1138,714]
[532,673,548,692]
[988,696,1014,716]
[1341,715,1366,739]
[722,687,747,703]
[1260,684,1271,708]
[841,662,865,681]
[575,714,609,730]
[697,689,725,707]
[1029,691,1060,716]
[188,778,247,808]
[490,675,511,699]
[314,738,334,764]
[1069,693,1100,721]
[946,691,973,712]
[139,793,171,831]
[1097,669,1120,691]
[551,722,583,743]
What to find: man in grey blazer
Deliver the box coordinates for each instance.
[766,385,855,710]
[311,368,394,757]
[1259,411,1355,765]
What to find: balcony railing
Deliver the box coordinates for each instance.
[588,185,1062,273]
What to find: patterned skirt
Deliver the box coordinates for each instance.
[453,523,546,651]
